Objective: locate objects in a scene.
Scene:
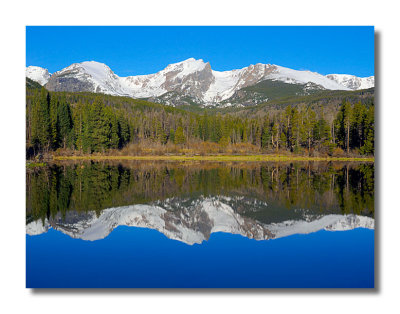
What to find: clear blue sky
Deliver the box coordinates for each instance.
[26,26,374,77]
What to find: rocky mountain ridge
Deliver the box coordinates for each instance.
[26,59,375,107]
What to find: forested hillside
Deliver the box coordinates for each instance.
[26,77,43,90]
[26,82,375,158]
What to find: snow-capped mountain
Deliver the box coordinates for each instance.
[26,59,374,107]
[26,66,51,86]
[26,196,374,245]
[45,61,129,95]
[326,74,375,90]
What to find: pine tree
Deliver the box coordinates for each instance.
[253,120,262,147]
[57,95,72,149]
[271,120,279,150]
[30,91,41,149]
[90,99,109,152]
[49,95,58,149]
[174,126,186,145]
[261,119,271,149]
[291,107,300,151]
[72,102,84,152]
[361,105,374,155]
[118,114,130,148]
[304,108,316,153]
[342,101,353,153]
[105,106,119,149]
[31,88,51,152]
[200,111,209,141]
[335,101,352,152]
[169,128,175,143]
[242,126,248,143]
[156,120,167,144]
[351,102,367,149]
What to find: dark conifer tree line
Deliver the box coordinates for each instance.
[27,89,131,155]
[26,87,374,156]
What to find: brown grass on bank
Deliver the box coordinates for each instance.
[47,141,373,161]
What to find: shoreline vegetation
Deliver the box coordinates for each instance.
[32,154,374,163]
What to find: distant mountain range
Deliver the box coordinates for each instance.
[26,196,374,245]
[26,58,374,108]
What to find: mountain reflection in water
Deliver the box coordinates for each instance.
[26,161,374,243]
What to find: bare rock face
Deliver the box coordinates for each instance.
[237,64,277,88]
[164,62,215,101]
[46,73,95,93]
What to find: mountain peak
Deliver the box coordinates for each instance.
[59,61,114,75]
[78,61,116,80]
[183,57,200,62]
[81,60,106,65]
[80,60,111,70]
[46,60,127,95]
[26,66,51,86]
[164,58,208,74]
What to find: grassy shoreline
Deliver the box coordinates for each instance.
[51,154,374,162]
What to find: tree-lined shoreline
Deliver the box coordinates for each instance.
[26,84,374,160]
[50,155,374,162]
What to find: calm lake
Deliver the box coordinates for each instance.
[26,161,374,288]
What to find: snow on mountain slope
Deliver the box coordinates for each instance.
[168,57,208,78]
[268,215,374,239]
[121,58,215,103]
[270,66,350,90]
[204,69,242,102]
[26,66,51,85]
[120,73,167,98]
[26,197,374,245]
[27,59,374,106]
[45,61,129,95]
[122,61,351,104]
[26,219,50,235]
[204,64,277,103]
[326,74,374,90]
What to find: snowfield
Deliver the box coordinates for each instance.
[326,74,375,90]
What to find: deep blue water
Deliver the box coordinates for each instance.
[26,227,374,288]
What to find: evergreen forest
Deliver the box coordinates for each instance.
[26,82,375,158]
